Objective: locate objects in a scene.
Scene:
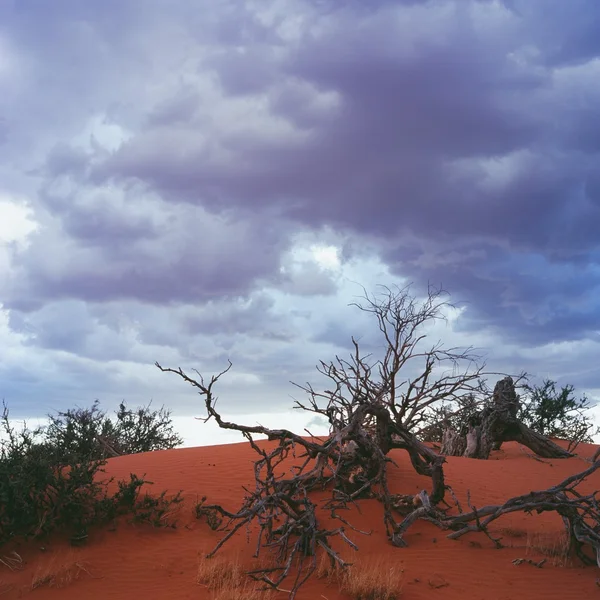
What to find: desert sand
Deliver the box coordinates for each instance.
[1,439,598,599]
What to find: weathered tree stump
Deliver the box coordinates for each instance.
[441,377,573,459]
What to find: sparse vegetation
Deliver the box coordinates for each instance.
[2,285,597,599]
[158,284,600,598]
[525,531,571,567]
[317,553,403,600]
[340,564,403,600]
[211,589,265,600]
[30,557,97,590]
[39,399,183,462]
[519,380,598,451]
[0,402,183,549]
[197,555,272,600]
[421,377,598,453]
[197,555,247,589]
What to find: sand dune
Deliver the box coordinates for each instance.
[1,440,599,599]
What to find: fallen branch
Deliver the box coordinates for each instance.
[393,460,600,565]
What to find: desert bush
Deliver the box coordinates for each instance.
[0,402,182,548]
[40,399,183,462]
[418,378,598,452]
[518,380,598,450]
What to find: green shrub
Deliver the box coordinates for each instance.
[418,379,598,452]
[39,399,183,462]
[519,380,598,451]
[0,403,183,548]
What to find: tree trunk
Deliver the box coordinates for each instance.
[511,423,573,458]
[441,377,573,460]
[441,428,465,456]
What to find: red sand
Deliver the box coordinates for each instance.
[2,440,599,599]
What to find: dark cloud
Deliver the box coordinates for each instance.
[88,0,600,347]
[6,204,288,310]
[1,0,600,421]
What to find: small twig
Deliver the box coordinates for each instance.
[446,485,463,514]
[513,557,546,568]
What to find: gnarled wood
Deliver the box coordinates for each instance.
[155,285,592,599]
[441,377,573,460]
[393,460,600,565]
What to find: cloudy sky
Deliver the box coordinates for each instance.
[1,0,599,446]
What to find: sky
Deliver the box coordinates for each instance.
[1,0,600,447]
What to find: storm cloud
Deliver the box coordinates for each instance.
[1,0,599,432]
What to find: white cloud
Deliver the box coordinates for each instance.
[0,196,38,244]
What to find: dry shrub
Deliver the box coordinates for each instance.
[197,554,272,600]
[317,552,403,600]
[526,531,571,566]
[30,556,96,590]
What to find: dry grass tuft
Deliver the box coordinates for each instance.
[0,552,23,572]
[317,552,403,600]
[30,557,97,590]
[341,563,403,600]
[210,587,265,600]
[526,531,572,567]
[196,554,272,600]
[197,554,247,589]
[316,551,345,582]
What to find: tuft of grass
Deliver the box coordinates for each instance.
[30,558,97,590]
[211,587,266,600]
[0,551,23,572]
[316,550,346,583]
[526,531,571,567]
[197,555,247,589]
[341,564,403,600]
[197,555,273,600]
[317,552,403,600]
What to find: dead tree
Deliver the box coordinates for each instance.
[156,360,370,599]
[440,376,573,459]
[155,285,493,592]
[389,459,600,566]
[155,284,596,597]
